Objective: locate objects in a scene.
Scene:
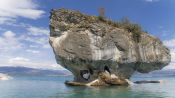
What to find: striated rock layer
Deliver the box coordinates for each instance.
[49,9,171,85]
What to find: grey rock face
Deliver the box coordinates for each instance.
[49,9,171,83]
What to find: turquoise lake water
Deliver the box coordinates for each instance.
[0,75,175,98]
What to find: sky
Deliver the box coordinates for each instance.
[0,0,175,70]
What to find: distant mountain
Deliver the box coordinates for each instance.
[133,69,175,78]
[0,66,72,76]
[1,66,173,77]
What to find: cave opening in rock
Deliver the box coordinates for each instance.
[89,68,94,75]
[104,66,111,74]
[80,70,90,80]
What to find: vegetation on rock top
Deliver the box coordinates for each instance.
[50,8,149,43]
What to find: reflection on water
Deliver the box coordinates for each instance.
[56,85,168,98]
[55,77,175,98]
[0,75,174,98]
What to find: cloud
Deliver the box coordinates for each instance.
[0,31,23,51]
[3,30,16,38]
[0,17,16,24]
[29,45,39,48]
[170,49,175,63]
[26,49,40,54]
[0,0,45,24]
[163,38,175,48]
[165,49,175,69]
[8,57,64,70]
[25,36,49,48]
[25,26,50,48]
[27,26,49,36]
[0,28,57,70]
[9,57,30,62]
[163,38,175,69]
[144,0,159,2]
[164,63,175,70]
[170,49,175,64]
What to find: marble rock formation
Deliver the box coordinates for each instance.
[49,9,171,86]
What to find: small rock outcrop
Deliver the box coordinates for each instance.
[49,9,171,85]
[0,73,12,80]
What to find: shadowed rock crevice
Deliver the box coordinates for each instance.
[49,8,171,86]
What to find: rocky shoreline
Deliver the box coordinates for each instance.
[0,73,12,80]
[65,70,165,86]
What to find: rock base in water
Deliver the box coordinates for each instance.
[134,80,166,84]
[66,71,129,86]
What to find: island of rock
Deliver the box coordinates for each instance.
[49,9,171,86]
